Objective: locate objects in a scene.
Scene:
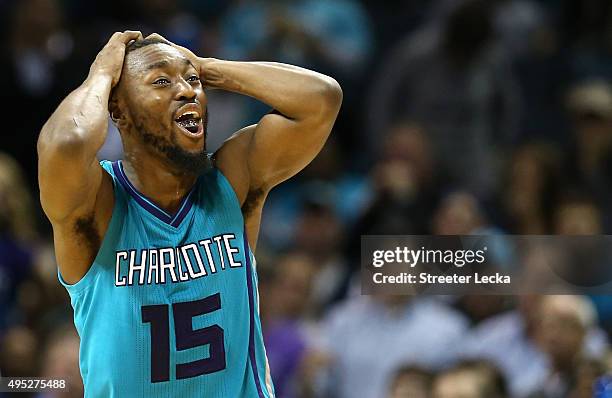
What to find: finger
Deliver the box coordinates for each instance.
[145,33,168,42]
[105,31,123,45]
[119,30,143,43]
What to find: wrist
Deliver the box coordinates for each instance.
[85,69,114,88]
[198,58,228,88]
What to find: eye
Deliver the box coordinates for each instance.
[153,77,170,86]
[187,75,200,83]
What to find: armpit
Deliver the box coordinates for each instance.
[241,187,265,218]
[73,214,101,263]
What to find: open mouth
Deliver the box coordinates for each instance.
[174,111,203,136]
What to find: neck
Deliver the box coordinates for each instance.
[122,146,198,215]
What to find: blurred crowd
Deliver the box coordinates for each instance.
[2,0,612,397]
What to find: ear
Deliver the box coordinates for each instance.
[108,92,125,126]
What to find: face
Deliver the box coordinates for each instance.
[114,43,210,173]
[554,203,602,234]
[536,299,586,365]
[272,254,315,317]
[389,372,431,398]
[432,372,482,398]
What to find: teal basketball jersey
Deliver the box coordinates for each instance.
[59,160,275,398]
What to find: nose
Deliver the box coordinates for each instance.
[174,77,196,101]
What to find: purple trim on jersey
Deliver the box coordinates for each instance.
[244,229,266,398]
[112,161,195,227]
[170,189,195,227]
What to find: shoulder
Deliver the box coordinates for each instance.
[212,125,257,207]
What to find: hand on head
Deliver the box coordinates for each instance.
[143,33,216,83]
[89,30,143,87]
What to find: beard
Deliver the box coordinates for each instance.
[136,109,212,175]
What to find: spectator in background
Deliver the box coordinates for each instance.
[0,326,39,378]
[0,153,36,243]
[292,202,349,314]
[431,191,486,235]
[218,0,373,134]
[551,193,612,335]
[346,123,441,274]
[259,251,317,398]
[342,123,443,297]
[432,360,508,398]
[37,324,83,398]
[529,295,605,398]
[260,137,370,252]
[387,365,433,398]
[558,0,612,81]
[219,0,372,80]
[510,1,569,142]
[458,294,608,398]
[312,295,467,398]
[0,153,37,334]
[501,142,562,234]
[1,0,75,186]
[564,80,612,229]
[553,193,603,235]
[368,0,521,198]
[458,294,548,397]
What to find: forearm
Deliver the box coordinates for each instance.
[201,60,342,120]
[38,72,112,160]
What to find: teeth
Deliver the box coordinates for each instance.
[177,111,200,119]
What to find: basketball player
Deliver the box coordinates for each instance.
[37,30,341,397]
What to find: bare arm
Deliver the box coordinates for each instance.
[38,31,141,283]
[204,60,343,194]
[204,61,342,250]
[38,74,112,220]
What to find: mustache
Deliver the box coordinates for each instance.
[173,100,203,118]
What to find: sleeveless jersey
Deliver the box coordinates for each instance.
[59,160,275,398]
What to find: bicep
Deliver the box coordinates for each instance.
[247,108,337,190]
[38,142,104,223]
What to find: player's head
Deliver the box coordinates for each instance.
[109,37,210,174]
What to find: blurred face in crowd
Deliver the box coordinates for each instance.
[112,42,210,173]
[505,144,560,234]
[535,297,587,369]
[432,370,483,398]
[270,253,316,318]
[0,152,35,240]
[42,329,83,397]
[294,206,342,260]
[373,124,432,201]
[518,294,543,333]
[553,201,602,234]
[432,192,482,235]
[574,113,612,147]
[388,369,431,398]
[0,326,38,376]
[507,147,547,216]
[382,124,432,182]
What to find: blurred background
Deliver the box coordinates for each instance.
[1,0,612,397]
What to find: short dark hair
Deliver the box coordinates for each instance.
[125,37,172,55]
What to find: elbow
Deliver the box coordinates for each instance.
[324,77,343,109]
[316,77,343,115]
[38,124,90,159]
